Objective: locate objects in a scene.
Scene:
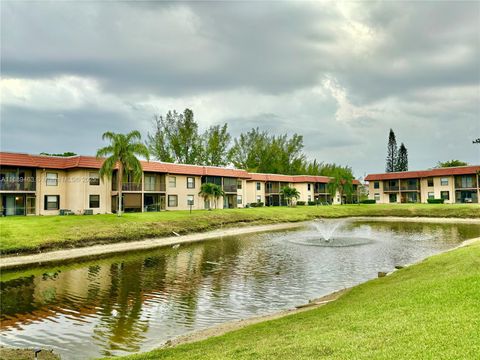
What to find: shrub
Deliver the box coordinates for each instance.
[296,201,306,206]
[427,198,445,204]
[249,202,264,207]
[308,201,316,206]
[360,199,376,204]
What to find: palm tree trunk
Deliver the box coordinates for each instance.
[117,163,123,216]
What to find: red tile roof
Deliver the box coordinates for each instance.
[365,166,480,181]
[0,152,250,178]
[0,152,360,183]
[246,172,360,184]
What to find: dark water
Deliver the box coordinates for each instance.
[1,220,478,359]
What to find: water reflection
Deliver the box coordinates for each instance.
[1,221,478,359]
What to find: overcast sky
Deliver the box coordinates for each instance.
[1,1,479,177]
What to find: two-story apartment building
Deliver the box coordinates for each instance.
[0,151,361,216]
[365,166,480,204]
[0,152,249,215]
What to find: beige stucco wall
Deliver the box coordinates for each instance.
[36,169,68,215]
[165,174,203,210]
[35,168,112,215]
[419,176,455,204]
[293,183,315,203]
[368,180,391,204]
[236,179,247,208]
[246,181,265,204]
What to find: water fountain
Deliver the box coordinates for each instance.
[287,219,374,247]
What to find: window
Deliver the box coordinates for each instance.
[168,195,178,207]
[89,195,100,208]
[144,175,156,191]
[374,193,380,201]
[440,177,448,186]
[44,195,59,210]
[256,195,262,202]
[168,176,176,188]
[307,184,311,191]
[256,182,261,191]
[237,180,242,190]
[237,195,242,205]
[187,195,194,206]
[46,172,58,186]
[441,191,450,200]
[89,172,100,186]
[186,177,195,189]
[427,177,434,187]
[308,195,312,202]
[374,181,379,189]
[428,192,435,199]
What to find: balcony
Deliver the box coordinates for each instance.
[383,184,399,192]
[266,184,280,194]
[223,184,237,193]
[122,182,142,191]
[314,185,328,193]
[0,180,36,191]
[144,182,166,192]
[455,176,478,189]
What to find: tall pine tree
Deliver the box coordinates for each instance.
[386,129,398,172]
[396,143,408,171]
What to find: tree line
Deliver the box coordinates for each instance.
[146,108,354,179]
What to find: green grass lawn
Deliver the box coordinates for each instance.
[1,204,479,254]
[112,240,480,360]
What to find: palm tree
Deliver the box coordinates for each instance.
[279,186,300,207]
[327,168,354,205]
[199,183,225,209]
[199,183,214,210]
[211,184,225,209]
[96,131,149,216]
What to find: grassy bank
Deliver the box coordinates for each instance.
[1,204,479,254]
[113,240,480,360]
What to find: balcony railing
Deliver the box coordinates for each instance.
[400,185,420,191]
[122,182,142,191]
[0,181,36,191]
[383,185,399,191]
[144,182,166,192]
[223,184,237,193]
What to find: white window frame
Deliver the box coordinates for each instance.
[168,176,176,188]
[187,177,195,189]
[168,195,178,207]
[46,172,58,186]
[440,177,448,186]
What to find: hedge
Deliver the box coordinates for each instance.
[427,198,445,204]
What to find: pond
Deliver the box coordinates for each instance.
[1,220,479,359]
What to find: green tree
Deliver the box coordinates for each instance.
[395,143,408,171]
[202,124,231,166]
[199,183,225,209]
[327,167,354,205]
[147,109,203,164]
[229,128,268,171]
[386,129,398,172]
[229,128,306,174]
[97,131,149,216]
[436,160,469,168]
[279,186,300,207]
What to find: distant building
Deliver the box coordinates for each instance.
[365,166,480,204]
